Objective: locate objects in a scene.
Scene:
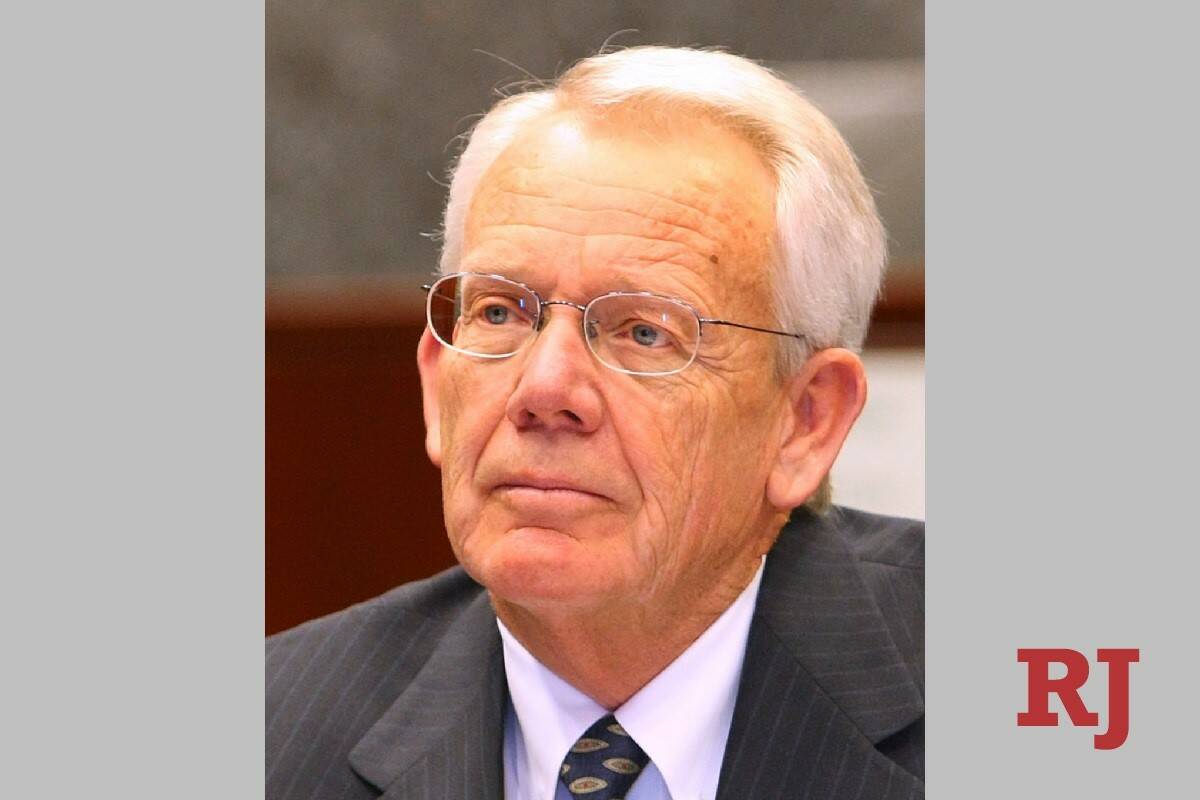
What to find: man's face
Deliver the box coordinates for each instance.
[421,111,791,615]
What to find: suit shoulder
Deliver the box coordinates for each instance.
[266,568,488,796]
[266,566,484,692]
[828,505,924,572]
[824,506,925,696]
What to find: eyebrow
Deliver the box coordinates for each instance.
[599,262,717,314]
[457,256,532,284]
[456,259,716,316]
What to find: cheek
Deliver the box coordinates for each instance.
[622,378,777,540]
[614,384,720,528]
[437,365,509,510]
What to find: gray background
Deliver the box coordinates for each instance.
[928,1,1200,794]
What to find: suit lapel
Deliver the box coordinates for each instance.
[716,510,924,799]
[348,591,507,800]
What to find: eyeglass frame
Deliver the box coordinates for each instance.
[420,271,809,377]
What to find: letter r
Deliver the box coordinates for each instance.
[1017,648,1099,727]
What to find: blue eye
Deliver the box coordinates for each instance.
[631,324,660,346]
[483,305,509,324]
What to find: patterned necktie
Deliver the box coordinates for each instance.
[558,714,651,798]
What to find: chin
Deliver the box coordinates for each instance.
[465,526,621,609]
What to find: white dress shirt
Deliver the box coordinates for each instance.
[499,558,766,800]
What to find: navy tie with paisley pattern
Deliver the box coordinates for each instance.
[558,714,651,798]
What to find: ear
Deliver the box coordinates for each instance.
[766,348,867,510]
[416,328,444,468]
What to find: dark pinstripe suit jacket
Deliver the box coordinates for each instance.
[267,506,924,799]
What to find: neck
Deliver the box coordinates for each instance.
[492,554,763,710]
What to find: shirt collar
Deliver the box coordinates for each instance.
[499,616,607,800]
[499,558,765,800]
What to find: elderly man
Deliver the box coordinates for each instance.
[267,46,923,800]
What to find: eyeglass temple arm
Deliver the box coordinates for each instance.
[701,318,808,342]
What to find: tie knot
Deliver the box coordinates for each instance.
[558,714,650,798]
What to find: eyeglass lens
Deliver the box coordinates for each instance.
[428,274,536,357]
[427,274,701,375]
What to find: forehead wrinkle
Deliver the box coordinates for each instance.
[470,183,723,263]
[474,223,716,263]
[498,165,752,253]
[475,212,718,262]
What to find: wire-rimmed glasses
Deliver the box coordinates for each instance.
[422,272,807,377]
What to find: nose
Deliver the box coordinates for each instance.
[504,306,604,434]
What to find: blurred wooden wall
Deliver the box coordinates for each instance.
[266,275,923,635]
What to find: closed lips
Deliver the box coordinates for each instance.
[493,476,608,499]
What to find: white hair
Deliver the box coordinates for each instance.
[438,46,888,373]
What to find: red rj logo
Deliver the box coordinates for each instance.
[1017,648,1139,750]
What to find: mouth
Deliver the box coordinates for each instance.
[489,475,613,508]
[493,481,608,500]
